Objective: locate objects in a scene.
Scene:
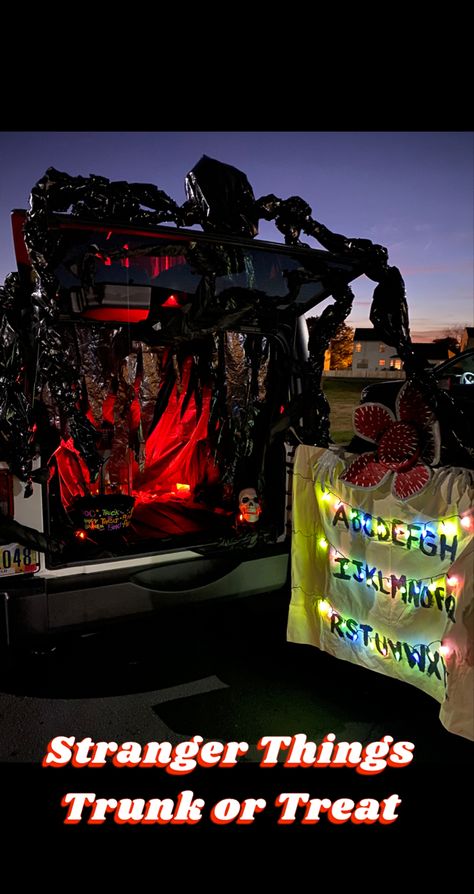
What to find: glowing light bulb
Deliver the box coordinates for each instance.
[334,499,343,509]
[75,529,87,540]
[446,575,458,587]
[321,492,331,502]
[377,524,386,535]
[439,645,451,657]
[318,600,331,616]
[460,515,472,530]
[319,537,328,550]
[440,521,457,537]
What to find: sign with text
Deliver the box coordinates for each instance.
[289,446,474,741]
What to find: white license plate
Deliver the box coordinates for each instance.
[0,543,39,576]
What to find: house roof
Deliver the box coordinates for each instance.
[412,343,451,360]
[353,328,386,342]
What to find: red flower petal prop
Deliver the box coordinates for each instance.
[339,452,391,489]
[353,403,394,443]
[392,462,432,500]
[378,422,419,470]
[396,380,436,426]
[339,380,440,501]
[396,380,441,464]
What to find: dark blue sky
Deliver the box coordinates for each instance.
[1,131,472,338]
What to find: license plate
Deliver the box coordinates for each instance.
[0,543,39,576]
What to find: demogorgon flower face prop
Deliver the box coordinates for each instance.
[339,381,441,501]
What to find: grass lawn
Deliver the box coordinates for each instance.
[322,377,381,445]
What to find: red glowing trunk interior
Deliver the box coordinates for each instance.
[51,353,225,538]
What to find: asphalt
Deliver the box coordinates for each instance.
[1,589,472,840]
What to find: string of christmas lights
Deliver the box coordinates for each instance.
[290,471,469,674]
[291,584,453,664]
[315,596,452,663]
[315,484,473,535]
[317,537,461,593]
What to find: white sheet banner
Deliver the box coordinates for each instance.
[288,445,474,740]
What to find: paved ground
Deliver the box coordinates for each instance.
[1,590,472,839]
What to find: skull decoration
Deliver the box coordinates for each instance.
[238,488,261,524]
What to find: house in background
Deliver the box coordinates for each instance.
[460,327,474,351]
[352,329,398,372]
[352,328,453,373]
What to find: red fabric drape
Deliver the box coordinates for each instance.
[50,438,92,512]
[134,355,220,497]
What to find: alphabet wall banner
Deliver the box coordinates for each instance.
[288,445,474,741]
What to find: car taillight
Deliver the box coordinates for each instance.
[0,470,14,517]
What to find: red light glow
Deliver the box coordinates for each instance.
[162,294,180,308]
[81,308,149,322]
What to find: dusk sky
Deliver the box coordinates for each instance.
[1,131,472,339]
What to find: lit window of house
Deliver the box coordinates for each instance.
[391,359,402,370]
[355,343,362,353]
[379,359,386,367]
[379,344,385,353]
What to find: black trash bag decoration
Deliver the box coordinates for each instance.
[0,273,35,492]
[1,154,471,523]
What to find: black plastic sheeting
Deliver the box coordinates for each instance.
[185,155,259,238]
[0,273,34,491]
[2,155,473,516]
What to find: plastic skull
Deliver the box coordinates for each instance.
[238,487,261,524]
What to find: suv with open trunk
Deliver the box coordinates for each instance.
[0,162,365,654]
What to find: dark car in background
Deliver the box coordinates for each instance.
[351,348,474,461]
[360,348,474,404]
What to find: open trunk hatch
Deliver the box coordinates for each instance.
[10,214,364,567]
